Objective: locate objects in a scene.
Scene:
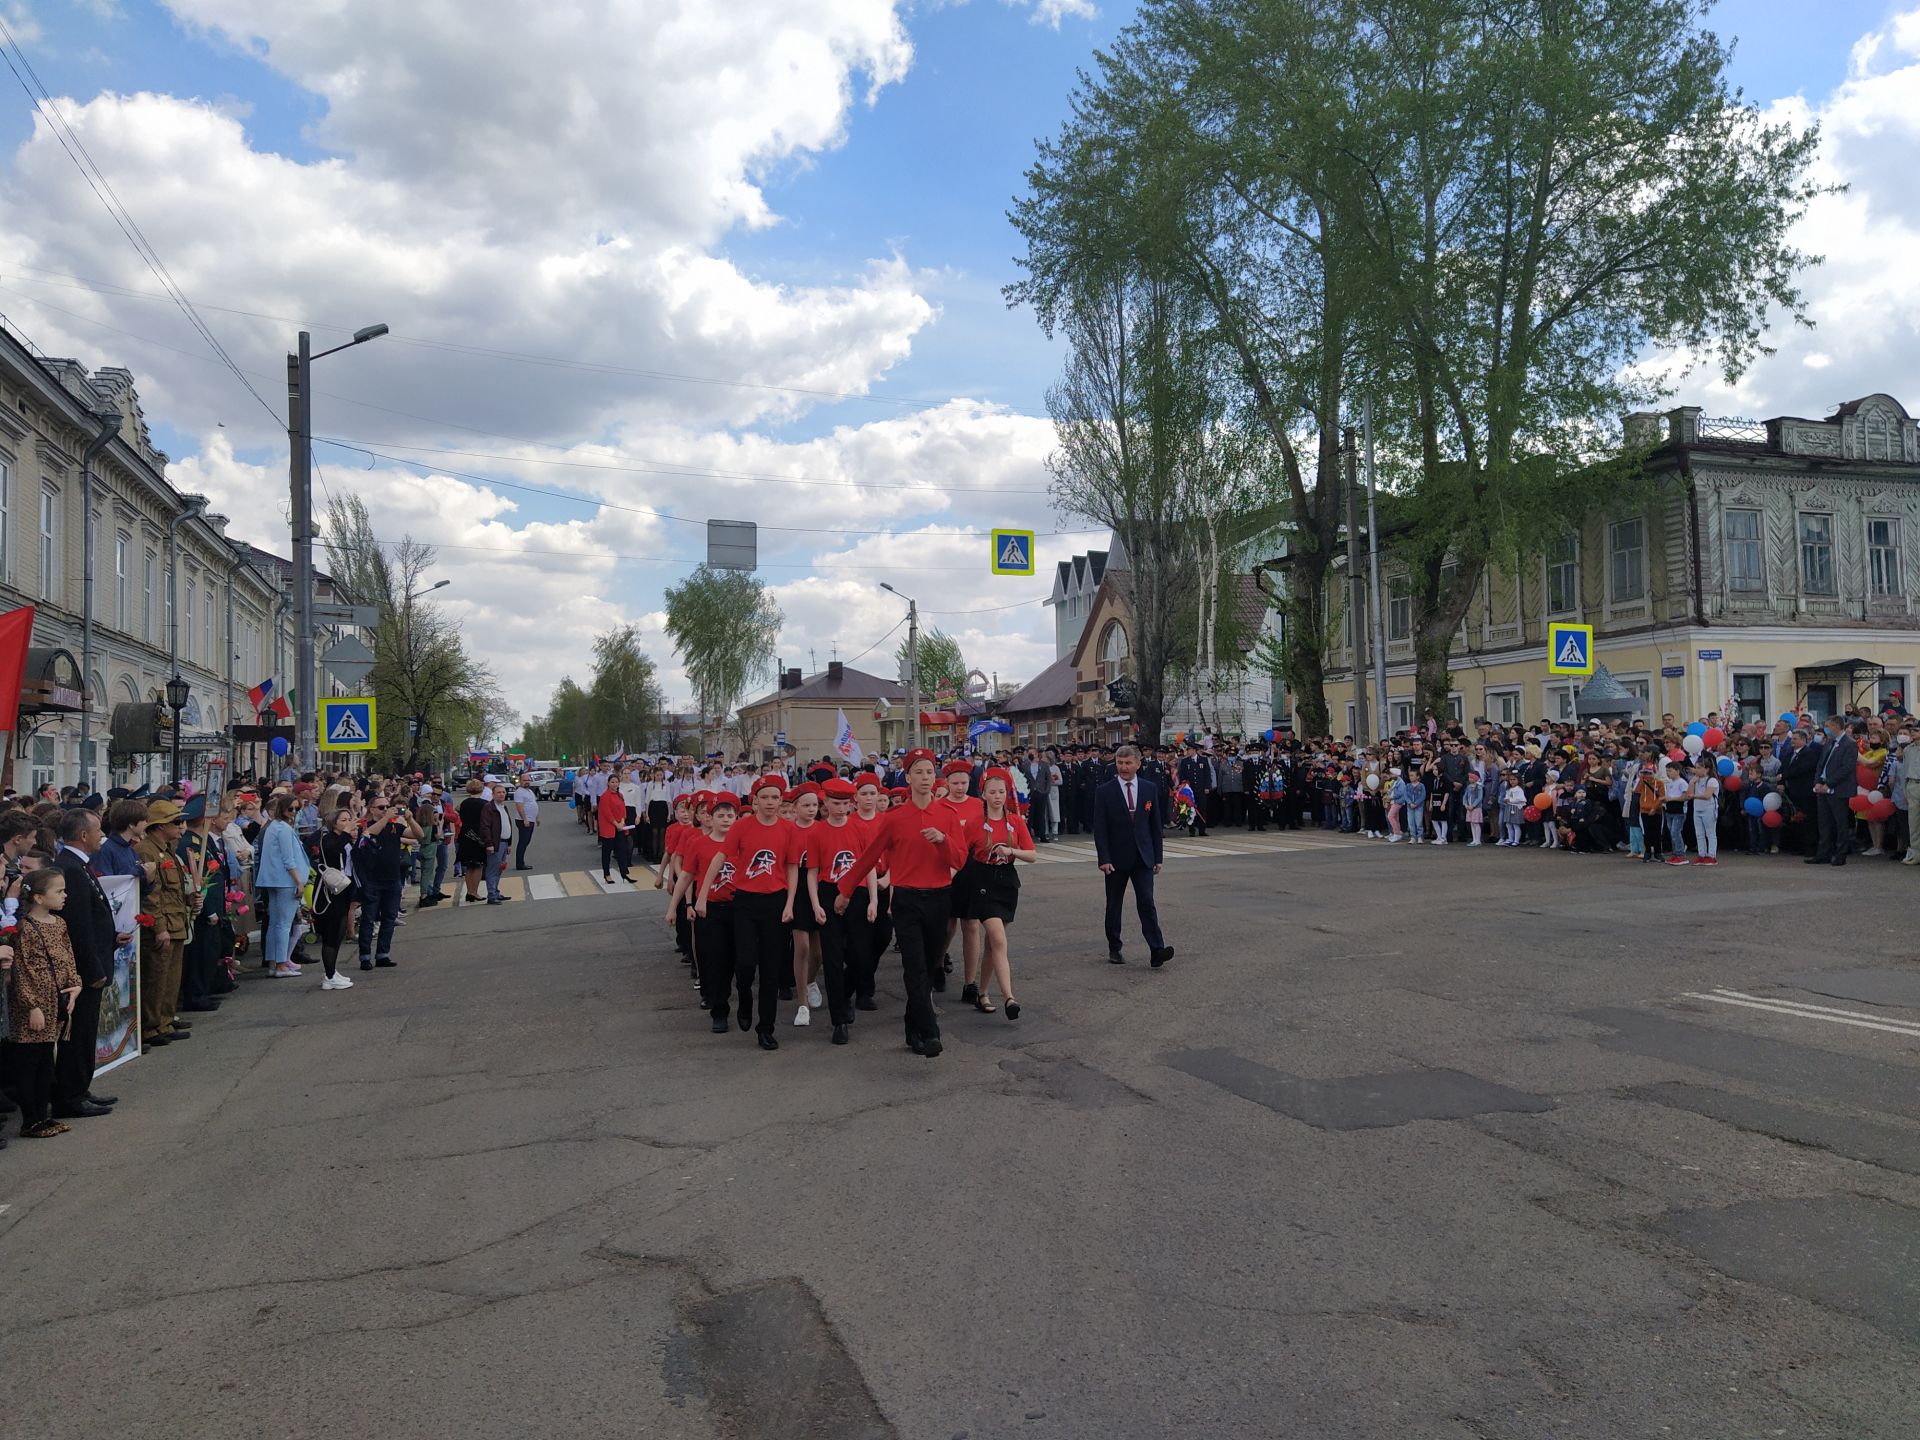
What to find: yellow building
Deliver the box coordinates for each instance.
[735,662,908,763]
[1301,398,1920,734]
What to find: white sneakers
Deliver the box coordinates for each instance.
[321,972,354,990]
[269,961,302,978]
[793,1005,811,1026]
[806,981,824,1008]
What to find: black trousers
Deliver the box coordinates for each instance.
[730,891,786,1037]
[600,833,631,879]
[674,893,694,955]
[696,902,739,1020]
[53,984,101,1110]
[514,821,536,869]
[9,1039,54,1126]
[890,886,947,1044]
[1815,793,1855,860]
[1103,864,1166,955]
[816,882,861,1026]
[179,923,220,1008]
[867,883,893,987]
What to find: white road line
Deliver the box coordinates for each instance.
[590,871,638,895]
[526,873,567,901]
[1681,992,1920,1038]
[1709,989,1920,1035]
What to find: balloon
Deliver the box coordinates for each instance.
[1847,795,1870,815]
[1523,805,1541,822]
[1761,809,1784,829]
[1868,789,1885,804]
[1856,764,1878,791]
[1364,773,1380,790]
[1870,798,1898,822]
[1686,722,1706,737]
[1682,734,1704,756]
[1716,757,1735,777]
[1723,772,1742,791]
[1702,727,1725,748]
[1743,796,1764,817]
[1534,791,1554,811]
[1762,792,1782,811]
[1668,747,1686,763]
[270,736,290,756]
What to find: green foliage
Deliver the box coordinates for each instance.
[662,566,782,740]
[898,628,966,699]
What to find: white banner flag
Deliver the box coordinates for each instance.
[833,708,864,767]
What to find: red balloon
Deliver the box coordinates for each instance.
[1722,772,1743,791]
[1856,764,1878,791]
[1533,791,1554,811]
[1522,805,1541,823]
[1702,727,1725,748]
[1761,810,1784,829]
[1847,794,1871,815]
[1668,747,1686,763]
[1870,798,1898,822]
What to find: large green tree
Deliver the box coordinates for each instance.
[587,624,662,753]
[662,566,782,751]
[896,627,967,705]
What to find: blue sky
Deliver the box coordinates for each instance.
[0,0,1914,720]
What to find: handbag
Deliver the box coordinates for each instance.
[318,865,351,897]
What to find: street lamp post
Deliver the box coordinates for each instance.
[880,582,920,750]
[289,322,388,771]
[166,673,190,786]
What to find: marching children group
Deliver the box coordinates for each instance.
[657,750,1035,1059]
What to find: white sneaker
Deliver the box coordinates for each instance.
[1861,847,1883,857]
[270,961,302,978]
[793,1005,811,1027]
[1387,835,1401,843]
[322,972,354,990]
[1467,840,1481,847]
[806,981,823,1008]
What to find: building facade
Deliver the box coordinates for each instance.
[736,662,909,762]
[1303,397,1920,735]
[0,322,296,791]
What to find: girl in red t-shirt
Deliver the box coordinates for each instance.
[782,783,825,1026]
[963,768,1036,1018]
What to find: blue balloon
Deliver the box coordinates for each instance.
[1716,756,1735,777]
[1743,795,1764,817]
[270,736,290,756]
[1686,721,1706,737]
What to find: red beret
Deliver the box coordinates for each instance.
[981,767,1015,791]
[751,775,786,797]
[888,787,910,800]
[942,759,973,778]
[902,748,937,772]
[822,777,857,800]
[691,790,713,811]
[792,781,820,799]
[853,772,881,791]
[709,792,739,812]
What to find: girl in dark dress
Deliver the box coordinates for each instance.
[964,769,1036,1020]
[311,805,360,988]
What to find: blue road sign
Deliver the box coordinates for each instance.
[1546,622,1594,676]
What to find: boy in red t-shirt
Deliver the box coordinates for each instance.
[807,777,876,1044]
[850,772,888,1007]
[677,793,740,1032]
[703,775,793,1049]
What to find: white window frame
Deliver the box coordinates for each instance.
[144,552,156,644]
[1487,687,1522,727]
[1389,699,1415,733]
[114,534,130,629]
[1725,507,1765,594]
[0,454,10,582]
[1797,512,1835,596]
[1446,691,1464,725]
[184,582,195,665]
[1608,517,1646,605]
[203,600,214,670]
[1876,672,1911,714]
[1545,533,1579,617]
[1613,671,1653,718]
[1866,516,1901,598]
[38,486,58,600]
[1543,682,1575,722]
[1388,574,1412,642]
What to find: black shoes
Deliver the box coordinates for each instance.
[831,1024,849,1045]
[375,958,396,969]
[180,1001,220,1012]
[757,1033,779,1051]
[86,1093,118,1107]
[780,987,795,1002]
[53,1101,112,1119]
[907,1034,925,1054]
[959,982,980,1006]
[920,1037,943,1059]
[144,1033,171,1047]
[172,1020,192,1031]
[710,1018,729,1034]
[931,969,946,992]
[164,1029,192,1041]
[1150,946,1176,969]
[1804,856,1826,864]
[360,960,374,971]
[738,1013,752,1032]
[1108,952,1126,965]
[418,894,442,908]
[854,995,878,1011]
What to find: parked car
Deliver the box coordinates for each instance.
[528,768,562,799]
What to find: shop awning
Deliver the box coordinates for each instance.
[19,647,86,714]
[921,709,958,725]
[1794,657,1884,681]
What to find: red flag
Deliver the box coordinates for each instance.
[268,694,292,720]
[0,604,35,734]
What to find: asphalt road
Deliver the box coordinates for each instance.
[4,813,1917,1439]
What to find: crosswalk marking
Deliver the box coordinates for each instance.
[1025,833,1364,864]
[559,870,602,897]
[527,873,567,901]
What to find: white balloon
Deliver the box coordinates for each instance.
[1682,734,1704,755]
[1762,792,1783,811]
[1364,773,1380,790]
[1868,789,1885,804]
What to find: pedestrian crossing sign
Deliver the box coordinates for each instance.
[319,697,378,751]
[991,528,1035,576]
[1546,622,1594,676]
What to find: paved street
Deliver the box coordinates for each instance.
[4,815,1917,1440]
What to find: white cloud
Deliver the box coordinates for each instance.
[1009,0,1096,27]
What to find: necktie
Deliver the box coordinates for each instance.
[1126,781,1135,812]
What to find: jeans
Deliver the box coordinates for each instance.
[418,839,446,898]
[484,842,509,900]
[357,875,403,962]
[1665,810,1688,855]
[1407,804,1426,838]
[263,884,301,967]
[514,821,536,869]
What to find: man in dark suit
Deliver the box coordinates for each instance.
[1809,715,1861,864]
[1092,744,1174,967]
[53,808,123,1119]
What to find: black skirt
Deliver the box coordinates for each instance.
[789,885,823,932]
[949,860,982,922]
[971,861,1020,924]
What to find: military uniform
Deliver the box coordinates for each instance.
[136,813,192,1042]
[176,807,232,1010]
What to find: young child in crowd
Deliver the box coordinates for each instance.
[7,867,83,1139]
[1403,771,1428,845]
[1636,759,1666,863]
[1662,761,1691,865]
[1463,771,1485,846]
[1689,760,1721,866]
[1500,773,1527,846]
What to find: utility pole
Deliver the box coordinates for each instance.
[1344,428,1370,744]
[907,596,921,750]
[1363,397,1389,742]
[288,332,314,770]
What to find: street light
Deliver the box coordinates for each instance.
[880,582,921,750]
[165,673,190,786]
[290,321,388,771]
[406,579,450,602]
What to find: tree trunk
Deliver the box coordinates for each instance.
[1412,556,1484,723]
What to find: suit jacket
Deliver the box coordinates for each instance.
[1816,733,1861,795]
[1093,774,1164,872]
[55,847,116,986]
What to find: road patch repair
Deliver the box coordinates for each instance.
[1164,1049,1552,1130]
